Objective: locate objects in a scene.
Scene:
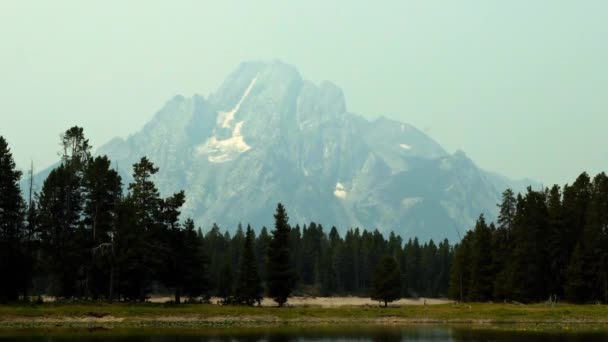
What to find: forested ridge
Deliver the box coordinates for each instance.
[450,172,608,304]
[0,128,451,304]
[0,127,606,305]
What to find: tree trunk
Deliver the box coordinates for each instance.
[175,287,181,304]
[108,265,114,303]
[604,277,607,304]
[384,300,388,308]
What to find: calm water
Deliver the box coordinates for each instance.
[2,326,608,342]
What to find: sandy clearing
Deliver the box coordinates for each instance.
[146,296,451,307]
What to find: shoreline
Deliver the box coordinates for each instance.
[2,302,608,329]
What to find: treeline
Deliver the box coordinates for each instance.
[0,127,453,304]
[206,223,452,299]
[449,172,608,303]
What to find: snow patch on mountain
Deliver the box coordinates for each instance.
[218,75,258,128]
[88,60,539,242]
[402,197,423,209]
[200,133,252,163]
[195,75,258,163]
[334,182,347,199]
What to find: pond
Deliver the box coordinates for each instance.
[1,326,608,342]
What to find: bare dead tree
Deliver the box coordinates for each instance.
[92,236,115,303]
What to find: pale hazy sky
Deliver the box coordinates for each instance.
[1,0,606,186]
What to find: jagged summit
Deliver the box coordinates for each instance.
[91,60,534,241]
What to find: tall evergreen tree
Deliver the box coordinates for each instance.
[510,188,550,302]
[565,243,586,303]
[545,184,566,298]
[0,137,29,302]
[267,203,295,307]
[117,157,164,301]
[468,215,494,301]
[83,156,122,300]
[449,232,472,301]
[217,261,234,304]
[176,219,209,303]
[255,226,271,289]
[205,223,229,296]
[497,189,516,235]
[37,127,92,298]
[234,225,263,306]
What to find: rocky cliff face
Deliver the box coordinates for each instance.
[95,60,533,242]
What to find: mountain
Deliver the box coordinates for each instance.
[55,61,538,241]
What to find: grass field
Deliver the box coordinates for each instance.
[1,301,608,328]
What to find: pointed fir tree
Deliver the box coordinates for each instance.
[468,215,494,301]
[267,203,295,307]
[217,261,234,304]
[255,226,271,287]
[83,155,122,300]
[181,219,209,302]
[115,157,165,301]
[37,127,93,298]
[234,225,263,306]
[0,136,28,302]
[565,243,586,303]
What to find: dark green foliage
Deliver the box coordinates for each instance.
[179,219,209,302]
[8,126,608,305]
[564,243,586,303]
[37,164,84,297]
[205,223,229,296]
[371,256,401,307]
[468,215,494,301]
[217,262,234,304]
[128,157,161,232]
[37,127,92,298]
[234,225,263,306]
[449,233,471,301]
[450,172,608,304]
[0,137,29,302]
[267,203,296,307]
[4,128,457,302]
[84,156,122,300]
[255,226,271,288]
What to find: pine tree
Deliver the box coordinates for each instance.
[217,261,234,304]
[234,225,263,306]
[436,239,452,297]
[114,195,148,301]
[0,137,28,302]
[403,238,422,296]
[449,232,472,301]
[84,156,122,300]
[231,224,245,271]
[545,184,565,298]
[267,203,295,307]
[205,223,229,296]
[115,157,165,301]
[468,215,494,301]
[181,219,209,302]
[497,189,516,235]
[39,126,92,298]
[158,191,188,303]
[565,243,586,303]
[129,157,161,232]
[371,256,401,307]
[507,189,550,302]
[255,226,271,289]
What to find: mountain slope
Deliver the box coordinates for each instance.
[89,60,533,241]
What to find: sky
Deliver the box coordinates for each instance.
[0,0,606,186]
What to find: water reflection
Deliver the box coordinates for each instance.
[1,326,608,342]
